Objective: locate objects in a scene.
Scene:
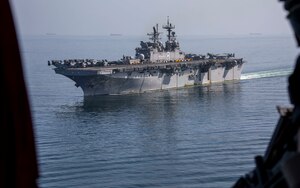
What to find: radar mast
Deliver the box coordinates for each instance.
[147,24,161,43]
[163,16,175,41]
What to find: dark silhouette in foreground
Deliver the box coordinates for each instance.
[0,0,38,187]
[233,1,300,187]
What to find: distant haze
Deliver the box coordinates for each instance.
[11,0,292,36]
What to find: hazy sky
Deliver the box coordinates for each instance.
[10,0,292,36]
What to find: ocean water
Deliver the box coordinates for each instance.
[20,35,298,187]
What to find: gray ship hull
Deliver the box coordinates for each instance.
[55,62,244,96]
[50,19,245,96]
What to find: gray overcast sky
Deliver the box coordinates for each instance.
[10,0,292,36]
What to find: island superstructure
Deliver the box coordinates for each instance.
[49,18,245,96]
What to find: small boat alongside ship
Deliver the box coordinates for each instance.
[49,18,245,96]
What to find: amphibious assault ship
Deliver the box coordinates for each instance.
[49,18,245,96]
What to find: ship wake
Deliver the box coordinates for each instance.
[241,68,292,80]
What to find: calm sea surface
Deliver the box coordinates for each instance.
[20,35,298,187]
